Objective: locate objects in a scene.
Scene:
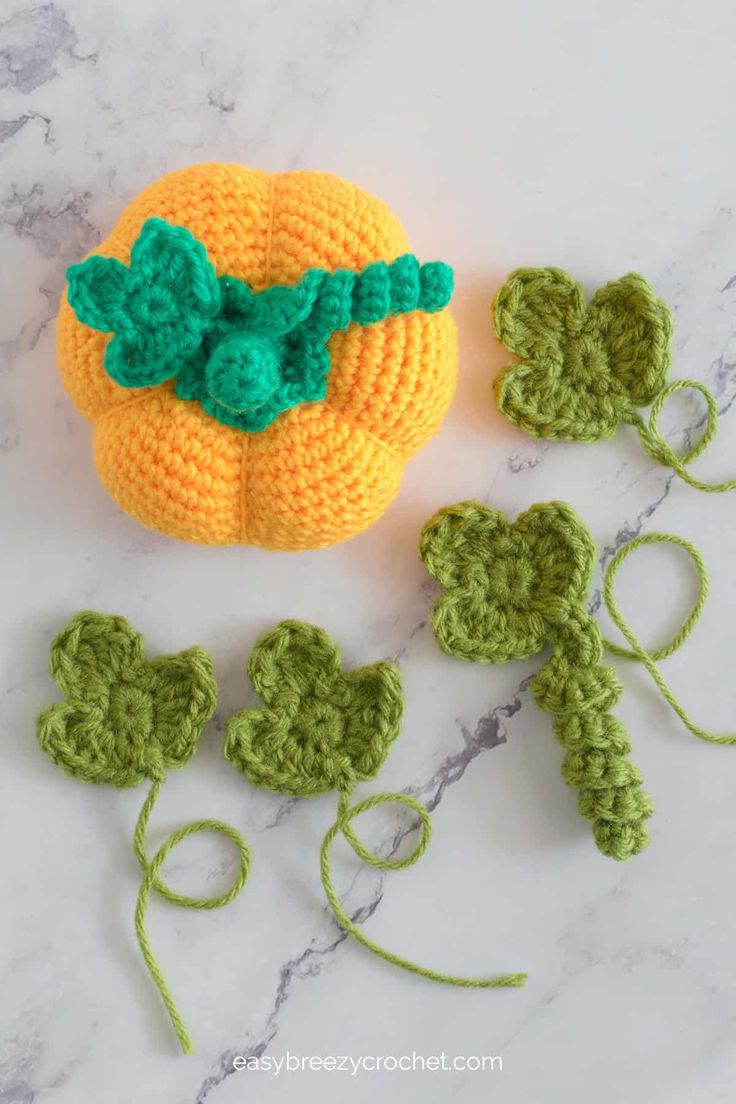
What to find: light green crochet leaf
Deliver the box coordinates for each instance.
[493,268,672,441]
[420,500,595,663]
[224,620,403,796]
[37,611,217,787]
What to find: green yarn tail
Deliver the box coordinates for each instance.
[133,777,251,1055]
[602,532,736,745]
[531,609,653,861]
[319,789,526,988]
[629,379,736,493]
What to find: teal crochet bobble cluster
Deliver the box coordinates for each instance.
[66,218,454,432]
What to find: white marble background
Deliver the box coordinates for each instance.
[2,1,736,1101]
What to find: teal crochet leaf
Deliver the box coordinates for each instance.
[420,500,595,663]
[37,611,217,787]
[224,620,403,796]
[67,218,453,432]
[493,268,672,441]
[67,218,221,388]
[247,269,325,335]
[65,255,130,333]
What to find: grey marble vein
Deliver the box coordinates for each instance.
[0,3,96,94]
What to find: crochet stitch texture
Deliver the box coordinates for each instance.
[56,164,459,550]
[493,267,735,493]
[38,610,216,785]
[420,501,653,861]
[225,619,403,795]
[67,218,452,434]
[494,268,671,442]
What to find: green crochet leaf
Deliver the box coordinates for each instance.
[493,268,672,441]
[67,218,453,432]
[419,500,595,663]
[37,611,217,787]
[224,620,403,796]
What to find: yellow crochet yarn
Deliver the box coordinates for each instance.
[56,164,458,550]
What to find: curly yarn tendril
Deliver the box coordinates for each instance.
[422,502,736,856]
[133,777,251,1055]
[602,532,736,745]
[531,606,653,861]
[628,380,736,493]
[319,788,526,988]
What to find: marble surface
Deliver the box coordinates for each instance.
[2,1,736,1101]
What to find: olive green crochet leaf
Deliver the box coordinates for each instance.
[37,611,217,787]
[224,620,403,796]
[493,267,673,441]
[419,500,595,664]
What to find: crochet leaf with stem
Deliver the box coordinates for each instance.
[493,267,735,493]
[420,501,654,861]
[225,619,526,989]
[37,611,251,1055]
[67,217,454,433]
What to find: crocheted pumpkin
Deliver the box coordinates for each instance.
[56,164,458,550]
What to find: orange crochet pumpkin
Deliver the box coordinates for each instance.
[56,163,458,550]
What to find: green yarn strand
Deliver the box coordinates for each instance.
[38,611,252,1055]
[133,777,251,1055]
[320,790,526,988]
[629,380,736,493]
[602,532,736,745]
